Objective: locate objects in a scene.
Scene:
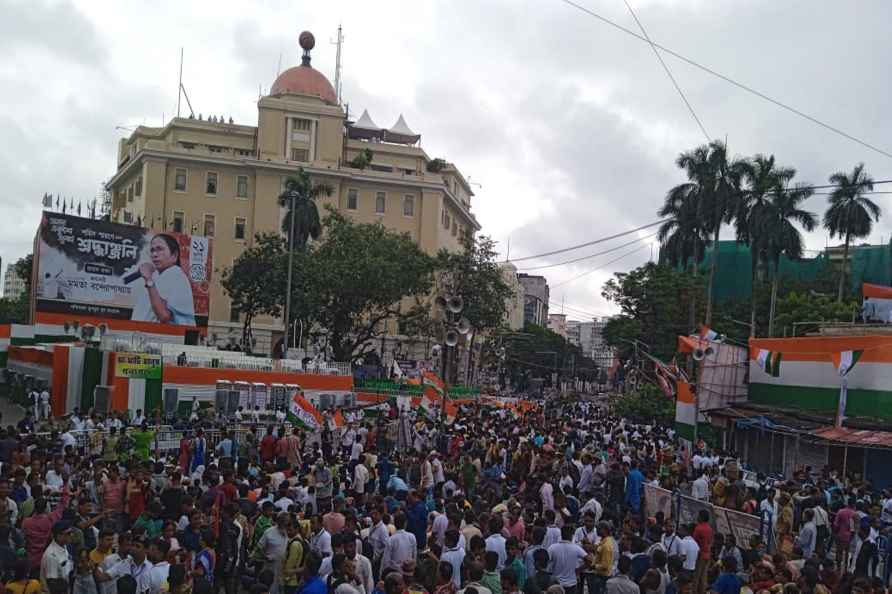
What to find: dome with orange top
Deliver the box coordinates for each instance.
[269,31,338,105]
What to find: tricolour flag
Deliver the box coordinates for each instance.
[288,392,323,430]
[756,349,782,377]
[832,350,863,377]
[422,371,445,396]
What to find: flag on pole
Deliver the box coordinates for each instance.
[832,350,863,376]
[419,395,435,417]
[42,193,52,207]
[391,359,403,379]
[56,195,60,209]
[422,371,445,395]
[77,201,81,216]
[288,392,322,430]
[331,409,345,430]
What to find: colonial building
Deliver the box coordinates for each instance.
[105,32,480,354]
[518,273,549,327]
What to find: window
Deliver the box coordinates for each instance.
[127,186,134,202]
[375,192,386,214]
[347,189,358,210]
[203,214,215,237]
[172,211,185,233]
[290,148,309,162]
[452,219,457,236]
[403,195,414,217]
[123,211,133,223]
[293,118,311,132]
[205,172,218,195]
[234,217,246,240]
[135,176,143,197]
[236,175,249,198]
[174,168,187,192]
[229,304,240,323]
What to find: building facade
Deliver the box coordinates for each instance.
[498,262,525,331]
[548,313,567,338]
[3,262,25,300]
[518,273,549,327]
[105,33,480,354]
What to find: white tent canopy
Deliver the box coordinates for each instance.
[353,109,381,131]
[385,114,421,144]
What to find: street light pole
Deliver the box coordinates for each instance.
[283,191,297,350]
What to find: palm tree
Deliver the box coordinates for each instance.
[672,140,745,326]
[278,168,333,249]
[823,163,880,301]
[760,182,817,335]
[736,154,796,335]
[278,168,332,349]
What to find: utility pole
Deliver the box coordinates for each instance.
[332,25,344,104]
[283,191,298,350]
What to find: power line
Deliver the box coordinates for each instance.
[553,243,650,288]
[508,220,665,263]
[623,0,710,142]
[558,0,892,160]
[549,300,610,320]
[518,232,658,271]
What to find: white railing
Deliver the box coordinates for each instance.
[160,344,352,376]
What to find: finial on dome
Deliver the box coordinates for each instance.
[299,31,315,66]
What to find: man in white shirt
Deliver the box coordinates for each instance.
[540,480,555,512]
[543,509,562,548]
[580,496,603,522]
[380,512,416,572]
[40,388,51,420]
[573,512,600,547]
[678,526,700,572]
[147,540,171,594]
[353,461,370,497]
[132,409,146,427]
[432,453,445,488]
[367,509,390,567]
[484,518,508,570]
[350,438,364,462]
[344,536,374,594]
[691,472,710,501]
[41,522,73,591]
[310,515,333,558]
[99,538,155,594]
[70,410,86,432]
[442,530,466,588]
[547,525,588,592]
[30,389,41,420]
[660,520,683,557]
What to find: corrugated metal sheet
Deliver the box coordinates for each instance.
[811,426,892,447]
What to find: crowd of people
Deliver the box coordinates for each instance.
[0,394,890,594]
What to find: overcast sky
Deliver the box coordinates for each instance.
[4,0,892,320]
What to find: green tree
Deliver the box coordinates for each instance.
[773,291,859,337]
[433,234,513,383]
[501,323,584,390]
[761,182,817,336]
[735,154,790,334]
[220,233,286,351]
[278,169,333,247]
[291,212,436,362]
[658,169,709,344]
[612,384,675,425]
[14,254,33,293]
[823,163,880,301]
[671,141,745,325]
[601,262,703,360]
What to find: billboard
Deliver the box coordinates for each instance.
[115,352,162,379]
[35,212,212,326]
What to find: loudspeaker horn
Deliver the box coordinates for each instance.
[704,346,716,358]
[447,295,464,313]
[457,317,472,335]
[445,331,459,347]
[692,348,706,361]
[434,295,448,310]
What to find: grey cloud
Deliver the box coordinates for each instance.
[0,0,106,65]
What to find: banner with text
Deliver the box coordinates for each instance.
[35,212,212,326]
[115,352,162,379]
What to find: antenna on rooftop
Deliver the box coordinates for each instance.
[276,51,283,77]
[176,48,195,118]
[331,24,344,104]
